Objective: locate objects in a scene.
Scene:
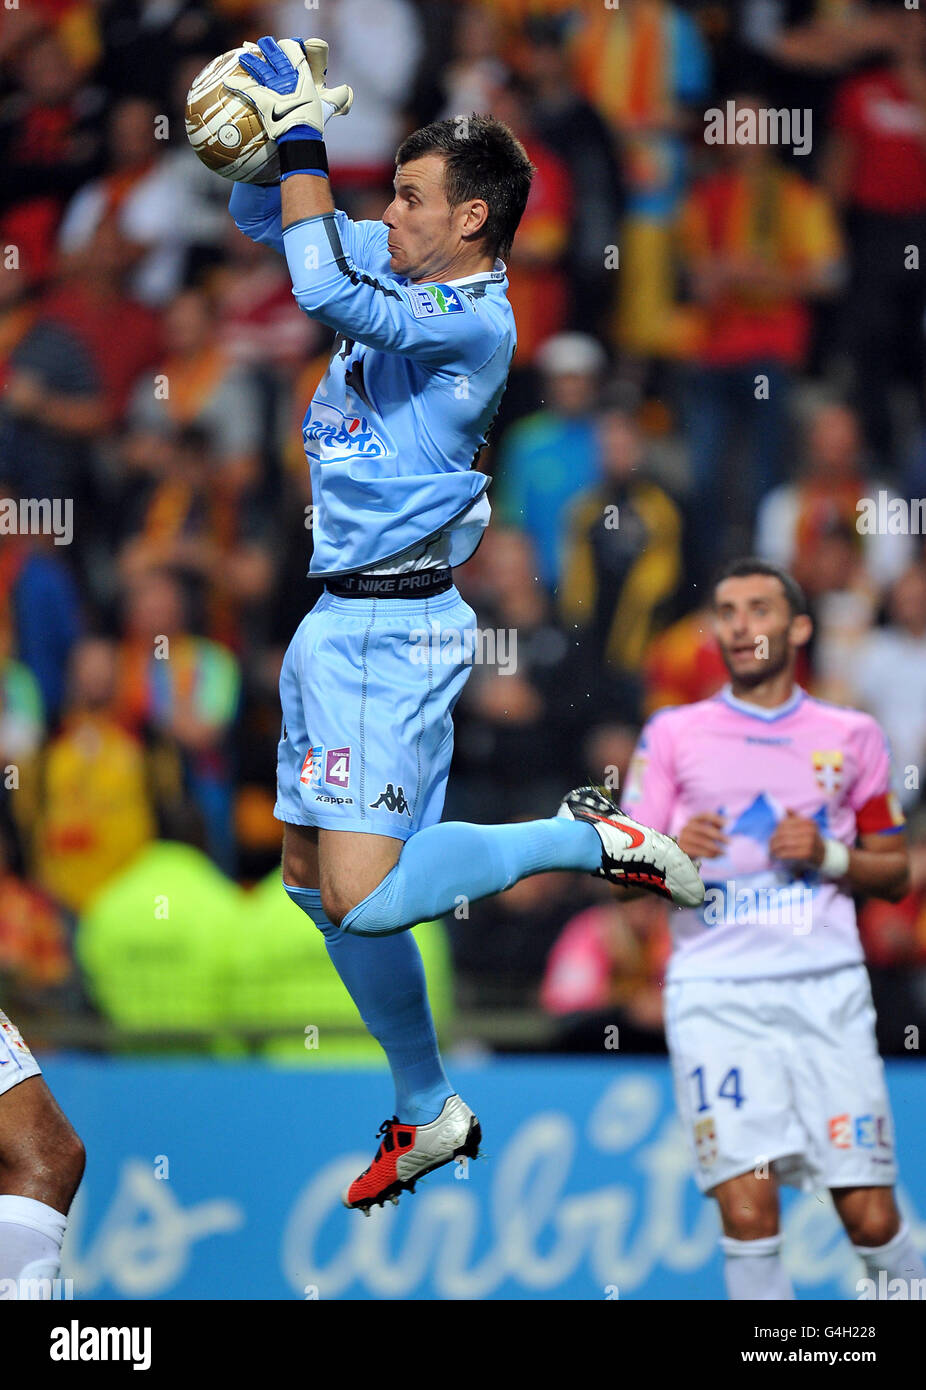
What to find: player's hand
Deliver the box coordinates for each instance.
[302,38,353,128]
[225,36,351,142]
[677,813,728,860]
[768,808,825,868]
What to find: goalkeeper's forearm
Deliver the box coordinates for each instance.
[281,168,334,228]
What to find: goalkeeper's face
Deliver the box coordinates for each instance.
[383,155,490,283]
[712,575,810,689]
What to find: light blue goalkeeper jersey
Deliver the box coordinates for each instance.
[229,183,516,577]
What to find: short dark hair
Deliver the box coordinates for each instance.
[395,114,535,261]
[711,557,808,617]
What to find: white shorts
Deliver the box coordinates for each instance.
[0,1011,41,1099]
[664,965,898,1194]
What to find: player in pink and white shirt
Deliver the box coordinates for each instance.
[623,558,924,1300]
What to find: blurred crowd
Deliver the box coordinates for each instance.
[1,0,926,1055]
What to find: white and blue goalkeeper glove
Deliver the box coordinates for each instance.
[225,36,352,177]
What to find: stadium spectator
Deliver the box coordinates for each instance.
[0,817,76,1013]
[797,517,880,703]
[678,94,844,583]
[432,3,509,123]
[212,219,321,373]
[642,604,727,715]
[30,637,156,913]
[494,332,606,591]
[94,0,231,107]
[448,847,580,1012]
[453,528,577,820]
[521,16,623,340]
[755,400,913,592]
[0,532,82,727]
[0,598,45,765]
[849,563,926,812]
[858,812,926,1055]
[571,0,711,359]
[824,6,926,467]
[559,402,682,717]
[42,217,164,427]
[57,96,161,257]
[114,570,241,872]
[0,27,104,281]
[581,722,640,799]
[0,305,106,505]
[125,285,262,498]
[483,75,572,370]
[731,0,898,169]
[540,894,671,1053]
[115,424,273,651]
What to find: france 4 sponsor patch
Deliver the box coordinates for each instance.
[300,745,353,803]
[408,284,465,318]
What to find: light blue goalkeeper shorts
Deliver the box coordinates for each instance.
[274,585,477,840]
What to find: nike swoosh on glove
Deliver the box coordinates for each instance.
[224,36,352,142]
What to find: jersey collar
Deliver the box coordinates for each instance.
[720,683,804,722]
[445,259,507,286]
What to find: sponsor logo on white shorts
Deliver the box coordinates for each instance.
[694,1115,717,1168]
[828,1113,893,1155]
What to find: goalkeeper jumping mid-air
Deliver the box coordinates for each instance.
[225,36,704,1212]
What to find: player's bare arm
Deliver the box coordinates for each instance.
[769,812,910,902]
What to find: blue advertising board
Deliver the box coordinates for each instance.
[42,1056,926,1300]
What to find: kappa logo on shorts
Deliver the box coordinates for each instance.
[300,746,324,788]
[369,783,411,815]
[694,1115,718,1168]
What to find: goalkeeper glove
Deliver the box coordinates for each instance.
[225,36,352,143]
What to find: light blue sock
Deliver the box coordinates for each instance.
[342,817,600,937]
[284,885,452,1125]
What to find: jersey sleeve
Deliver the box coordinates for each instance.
[229,191,391,269]
[229,182,284,254]
[282,211,500,368]
[848,716,906,836]
[622,712,679,833]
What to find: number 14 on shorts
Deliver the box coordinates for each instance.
[690,1064,746,1110]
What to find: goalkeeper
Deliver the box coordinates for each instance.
[227,37,703,1212]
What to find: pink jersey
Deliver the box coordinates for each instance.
[624,685,906,981]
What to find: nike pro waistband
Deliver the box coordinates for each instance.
[324,567,453,598]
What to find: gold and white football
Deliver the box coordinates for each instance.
[185,43,280,184]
